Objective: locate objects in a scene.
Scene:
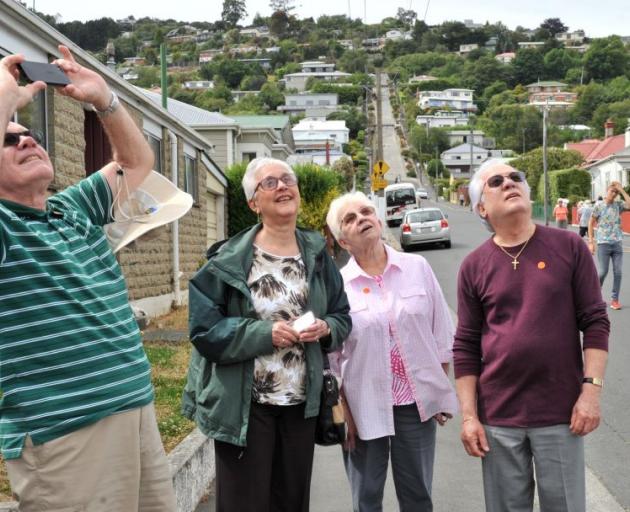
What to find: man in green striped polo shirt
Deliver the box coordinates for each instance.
[0,47,176,510]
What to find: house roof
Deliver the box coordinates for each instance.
[566,134,625,163]
[139,89,237,127]
[525,81,567,88]
[230,115,291,130]
[442,143,488,154]
[292,119,348,132]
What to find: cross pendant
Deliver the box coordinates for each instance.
[512,259,519,270]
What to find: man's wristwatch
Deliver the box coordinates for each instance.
[87,91,120,117]
[583,377,604,388]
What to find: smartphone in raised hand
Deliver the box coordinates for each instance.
[18,61,71,86]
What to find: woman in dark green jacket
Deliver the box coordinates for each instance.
[183,157,351,512]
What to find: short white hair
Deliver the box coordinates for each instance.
[242,157,295,200]
[468,160,530,232]
[326,191,373,240]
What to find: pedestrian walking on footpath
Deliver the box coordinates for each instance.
[454,161,610,512]
[553,198,569,228]
[183,157,351,512]
[0,48,176,510]
[578,200,593,238]
[326,191,457,512]
[588,181,630,310]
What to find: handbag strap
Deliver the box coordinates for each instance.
[321,347,331,370]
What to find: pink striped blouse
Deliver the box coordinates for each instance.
[331,244,458,441]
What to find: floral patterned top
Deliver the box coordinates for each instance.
[248,245,309,405]
[592,201,627,244]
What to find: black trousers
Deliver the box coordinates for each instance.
[214,401,317,512]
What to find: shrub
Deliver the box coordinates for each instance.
[536,168,591,205]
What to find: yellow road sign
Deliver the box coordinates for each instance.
[372,177,388,191]
[373,160,390,175]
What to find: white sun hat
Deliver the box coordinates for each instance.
[104,170,193,253]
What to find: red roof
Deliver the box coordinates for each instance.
[566,134,625,164]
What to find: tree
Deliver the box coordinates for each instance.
[583,36,630,82]
[478,104,542,153]
[511,49,545,86]
[591,99,630,137]
[509,147,583,199]
[269,0,296,15]
[543,48,582,81]
[269,10,290,37]
[338,50,369,73]
[327,106,367,139]
[259,82,284,110]
[570,82,607,123]
[396,8,417,29]
[539,18,568,38]
[222,0,247,28]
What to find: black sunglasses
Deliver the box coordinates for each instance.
[255,173,298,193]
[3,130,43,147]
[486,171,526,188]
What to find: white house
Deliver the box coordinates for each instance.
[446,130,495,149]
[518,41,545,50]
[301,60,335,73]
[418,89,477,113]
[292,118,349,154]
[556,30,586,45]
[281,71,351,92]
[459,43,479,55]
[495,52,516,64]
[278,93,339,117]
[183,80,214,90]
[416,110,469,128]
[441,144,513,178]
[585,123,630,199]
[239,26,270,39]
[199,49,223,63]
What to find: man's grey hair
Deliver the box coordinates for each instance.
[468,159,531,232]
[326,191,373,240]
[242,157,295,200]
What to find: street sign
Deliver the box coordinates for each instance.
[372,177,388,191]
[373,160,390,175]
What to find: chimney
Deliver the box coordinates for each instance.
[604,118,614,139]
[626,118,630,148]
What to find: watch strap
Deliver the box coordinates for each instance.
[583,377,603,388]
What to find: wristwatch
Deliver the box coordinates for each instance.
[88,91,120,117]
[583,377,603,388]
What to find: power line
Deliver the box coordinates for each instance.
[423,0,430,22]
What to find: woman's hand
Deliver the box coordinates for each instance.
[271,321,300,348]
[298,318,330,343]
[342,399,357,452]
[433,412,452,426]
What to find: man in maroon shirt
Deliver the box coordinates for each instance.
[454,161,609,512]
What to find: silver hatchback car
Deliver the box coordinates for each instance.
[400,207,451,251]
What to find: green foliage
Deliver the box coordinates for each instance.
[536,168,591,205]
[512,49,545,86]
[226,163,257,236]
[543,48,582,81]
[426,159,446,179]
[478,104,542,152]
[326,106,367,139]
[338,50,369,73]
[310,82,362,104]
[259,82,285,110]
[133,66,161,88]
[332,157,355,192]
[409,125,449,156]
[591,99,630,137]
[224,94,266,115]
[510,147,584,199]
[584,36,630,82]
[222,0,247,28]
[56,18,121,53]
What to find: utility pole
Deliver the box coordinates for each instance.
[376,71,383,162]
[542,102,549,226]
[469,121,474,175]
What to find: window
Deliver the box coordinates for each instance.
[242,152,257,162]
[146,133,163,174]
[13,90,48,150]
[84,111,112,175]
[184,155,199,203]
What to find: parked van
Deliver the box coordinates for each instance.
[384,182,417,227]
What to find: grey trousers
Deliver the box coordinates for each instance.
[482,424,585,512]
[343,404,437,512]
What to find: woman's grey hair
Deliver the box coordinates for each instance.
[326,191,373,240]
[468,160,530,232]
[242,157,295,200]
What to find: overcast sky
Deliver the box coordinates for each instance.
[33,0,628,38]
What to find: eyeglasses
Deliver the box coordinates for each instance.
[255,173,298,193]
[3,130,43,147]
[485,171,526,189]
[341,206,376,227]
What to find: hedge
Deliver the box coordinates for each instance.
[536,168,591,206]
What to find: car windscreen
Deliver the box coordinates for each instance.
[386,189,415,206]
[406,210,443,223]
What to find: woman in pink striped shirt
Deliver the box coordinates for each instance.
[326,192,457,512]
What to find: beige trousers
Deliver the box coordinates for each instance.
[5,403,176,512]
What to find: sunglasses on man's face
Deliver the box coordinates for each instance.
[485,171,526,188]
[3,130,43,148]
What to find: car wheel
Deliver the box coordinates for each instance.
[401,242,410,252]
[444,241,452,249]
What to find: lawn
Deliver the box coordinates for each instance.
[0,306,193,501]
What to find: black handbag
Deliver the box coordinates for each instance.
[315,352,346,446]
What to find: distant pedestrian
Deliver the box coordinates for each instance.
[578,200,593,238]
[326,192,457,512]
[588,181,630,310]
[455,161,609,512]
[553,198,569,229]
[459,193,465,207]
